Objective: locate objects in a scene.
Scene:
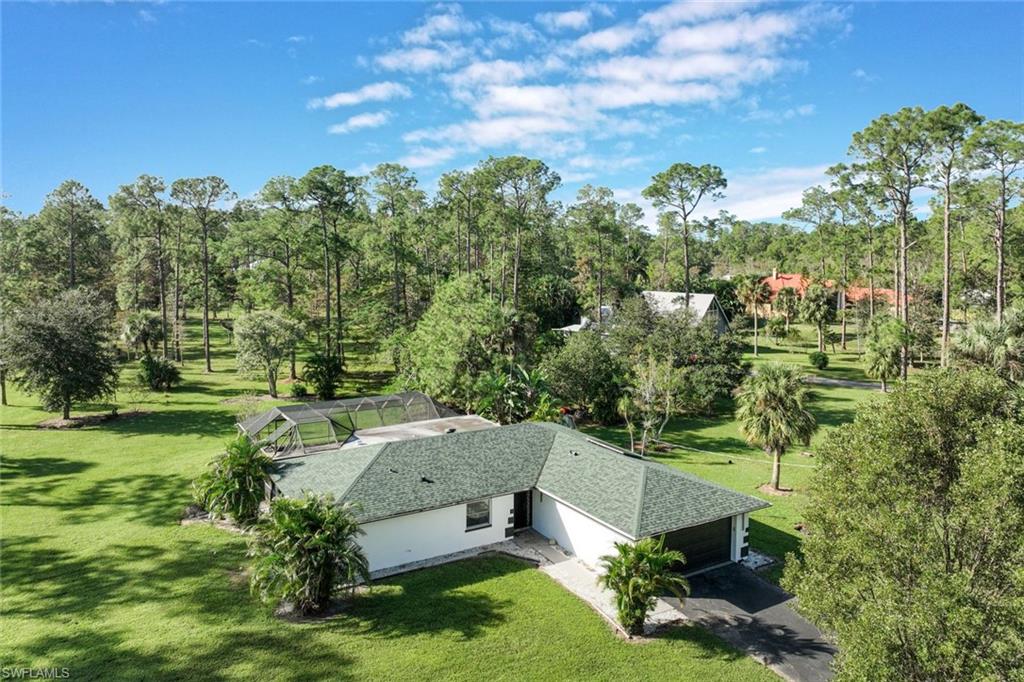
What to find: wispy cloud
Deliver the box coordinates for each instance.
[398,146,457,169]
[308,82,412,109]
[301,75,323,86]
[138,9,157,24]
[402,5,479,45]
[852,67,878,82]
[536,4,613,33]
[287,35,310,43]
[743,103,816,123]
[375,44,469,73]
[328,111,392,135]
[749,146,767,154]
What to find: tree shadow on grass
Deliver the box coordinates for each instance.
[338,556,521,641]
[748,519,801,564]
[0,455,96,479]
[656,623,753,662]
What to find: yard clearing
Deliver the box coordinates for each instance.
[1,325,776,681]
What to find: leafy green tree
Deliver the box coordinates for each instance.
[766,316,790,346]
[234,310,305,398]
[249,494,370,614]
[864,315,910,391]
[966,119,1024,322]
[952,306,1023,383]
[643,163,726,300]
[34,180,111,295]
[192,435,273,525]
[598,537,690,636]
[800,284,836,352]
[736,275,771,356]
[774,286,800,333]
[605,295,657,363]
[403,274,510,410]
[783,186,837,280]
[783,371,1024,681]
[138,354,181,391]
[568,185,622,319]
[541,330,622,423]
[475,363,549,425]
[4,288,119,420]
[303,352,345,401]
[925,105,984,366]
[849,107,933,379]
[617,356,680,454]
[736,362,817,491]
[171,176,234,373]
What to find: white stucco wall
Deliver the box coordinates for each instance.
[358,493,515,572]
[531,489,632,570]
[731,512,749,561]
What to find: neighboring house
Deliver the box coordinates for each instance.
[555,292,730,336]
[245,398,768,576]
[760,270,898,316]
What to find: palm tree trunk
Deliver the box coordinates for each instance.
[770,449,782,490]
[753,308,759,357]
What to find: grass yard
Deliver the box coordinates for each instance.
[1,321,776,681]
[585,384,877,582]
[739,322,878,384]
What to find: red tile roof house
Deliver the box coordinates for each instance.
[758,270,898,316]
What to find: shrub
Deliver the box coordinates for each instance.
[598,537,691,636]
[540,330,623,423]
[249,494,370,614]
[303,352,344,401]
[291,383,309,398]
[192,435,273,526]
[808,351,829,370]
[138,354,181,391]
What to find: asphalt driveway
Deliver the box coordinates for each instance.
[677,564,836,682]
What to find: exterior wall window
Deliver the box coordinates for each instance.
[465,499,490,531]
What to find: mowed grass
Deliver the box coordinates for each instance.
[1,321,776,681]
[585,385,877,582]
[740,322,878,384]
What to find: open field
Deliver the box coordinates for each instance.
[1,323,777,681]
[739,322,879,384]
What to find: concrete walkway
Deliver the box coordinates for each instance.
[802,375,879,390]
[514,531,682,636]
[680,564,836,682]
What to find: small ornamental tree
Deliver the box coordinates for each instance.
[5,288,119,419]
[121,310,164,358]
[774,286,800,333]
[952,306,1023,383]
[598,537,691,636]
[736,275,771,357]
[736,362,817,491]
[249,494,370,614]
[541,330,623,423]
[192,434,273,526]
[235,311,304,398]
[800,284,836,352]
[864,315,910,391]
[303,352,345,400]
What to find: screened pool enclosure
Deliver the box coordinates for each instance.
[237,391,458,458]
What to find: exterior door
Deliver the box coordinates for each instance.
[513,490,531,530]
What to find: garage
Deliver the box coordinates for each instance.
[661,517,733,574]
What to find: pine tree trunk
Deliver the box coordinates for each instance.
[202,225,212,373]
[1,369,7,406]
[681,219,691,304]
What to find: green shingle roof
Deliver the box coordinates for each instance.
[270,421,768,536]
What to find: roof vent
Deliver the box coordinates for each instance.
[388,468,399,474]
[420,476,434,484]
[569,450,579,457]
[445,427,456,434]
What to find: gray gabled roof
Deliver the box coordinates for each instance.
[271,422,768,536]
[642,291,727,323]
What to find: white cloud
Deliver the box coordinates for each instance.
[301,75,323,85]
[702,164,830,220]
[743,103,815,123]
[375,44,469,72]
[536,4,612,33]
[308,82,412,109]
[584,52,782,84]
[656,12,797,54]
[402,5,479,45]
[749,146,767,154]
[138,9,157,24]
[638,1,760,31]
[399,146,457,169]
[852,67,878,82]
[327,111,392,135]
[487,18,544,49]
[287,35,310,43]
[574,25,642,53]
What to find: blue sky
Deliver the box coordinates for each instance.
[3,1,1022,222]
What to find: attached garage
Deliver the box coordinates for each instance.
[662,517,733,574]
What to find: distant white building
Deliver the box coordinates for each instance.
[555,292,730,336]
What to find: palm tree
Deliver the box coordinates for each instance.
[737,275,771,357]
[736,362,817,491]
[598,537,690,636]
[192,434,273,525]
[249,494,370,614]
[952,307,1024,383]
[775,286,800,334]
[864,315,910,391]
[121,310,163,358]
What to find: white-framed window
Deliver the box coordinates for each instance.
[465,499,490,531]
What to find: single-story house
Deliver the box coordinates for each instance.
[555,292,730,336]
[257,402,768,576]
[760,270,898,316]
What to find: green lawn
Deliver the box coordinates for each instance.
[1,322,775,681]
[585,385,877,582]
[741,322,878,384]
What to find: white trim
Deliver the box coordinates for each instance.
[534,487,637,540]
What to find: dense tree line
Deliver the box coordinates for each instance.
[0,104,1020,415]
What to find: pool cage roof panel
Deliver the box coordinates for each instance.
[237,391,457,458]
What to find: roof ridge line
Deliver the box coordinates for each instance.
[338,442,392,503]
[631,460,648,538]
[533,422,559,489]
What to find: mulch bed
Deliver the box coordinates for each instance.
[757,484,794,496]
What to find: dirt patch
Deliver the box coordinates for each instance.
[274,589,368,622]
[758,484,794,496]
[219,394,275,405]
[37,410,153,429]
[179,506,249,534]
